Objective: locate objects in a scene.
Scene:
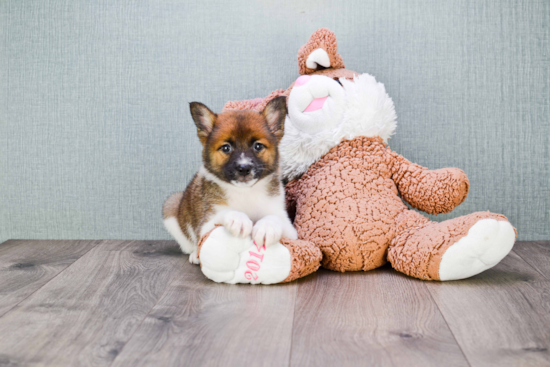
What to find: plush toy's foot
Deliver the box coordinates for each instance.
[389,211,517,281]
[438,218,515,280]
[198,226,321,284]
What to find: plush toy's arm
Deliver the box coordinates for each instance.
[388,150,469,215]
[284,179,301,223]
[223,97,265,112]
[223,89,290,112]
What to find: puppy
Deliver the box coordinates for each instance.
[163,96,298,264]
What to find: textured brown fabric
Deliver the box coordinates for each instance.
[163,191,183,219]
[388,210,513,280]
[220,28,514,280]
[223,88,291,112]
[281,238,323,283]
[389,151,470,215]
[297,28,345,75]
[290,136,472,273]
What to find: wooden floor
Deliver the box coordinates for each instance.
[0,240,548,367]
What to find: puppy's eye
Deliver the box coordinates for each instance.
[253,142,264,152]
[220,144,232,154]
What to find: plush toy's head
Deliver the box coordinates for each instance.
[281,72,397,180]
[223,28,398,181]
[283,29,398,181]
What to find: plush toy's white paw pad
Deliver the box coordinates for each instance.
[199,227,291,284]
[439,219,515,281]
[224,211,253,238]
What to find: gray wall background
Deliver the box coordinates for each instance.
[1,0,548,243]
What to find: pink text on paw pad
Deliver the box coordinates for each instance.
[244,241,266,281]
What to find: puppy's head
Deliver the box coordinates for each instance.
[190,96,287,187]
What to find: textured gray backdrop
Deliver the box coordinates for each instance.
[1,0,548,243]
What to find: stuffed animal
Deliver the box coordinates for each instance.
[198,28,516,283]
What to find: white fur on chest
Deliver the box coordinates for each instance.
[224,184,285,222]
[199,166,286,223]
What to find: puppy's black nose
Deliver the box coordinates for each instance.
[236,164,252,176]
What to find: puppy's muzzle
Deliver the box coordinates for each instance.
[236,164,252,177]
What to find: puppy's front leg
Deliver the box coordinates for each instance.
[281,219,298,240]
[200,209,254,239]
[222,210,254,238]
[252,215,288,248]
[188,249,200,264]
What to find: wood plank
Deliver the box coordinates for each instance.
[111,260,297,367]
[289,267,468,367]
[0,240,99,317]
[513,241,550,280]
[425,251,550,366]
[0,240,183,367]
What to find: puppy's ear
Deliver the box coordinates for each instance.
[261,96,287,141]
[189,102,217,145]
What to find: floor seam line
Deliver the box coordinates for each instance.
[423,282,473,367]
[287,281,299,367]
[512,247,549,281]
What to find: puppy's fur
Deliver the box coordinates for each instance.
[163,97,298,264]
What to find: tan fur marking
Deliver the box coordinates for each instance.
[267,175,280,197]
[163,192,183,219]
[204,110,280,181]
[177,174,227,242]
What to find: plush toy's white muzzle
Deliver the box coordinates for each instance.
[280,73,398,182]
[287,75,345,134]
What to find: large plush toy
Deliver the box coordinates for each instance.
[197,28,516,284]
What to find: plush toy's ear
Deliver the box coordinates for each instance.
[189,102,217,145]
[298,28,345,75]
[261,96,287,141]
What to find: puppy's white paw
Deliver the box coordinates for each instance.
[253,216,283,248]
[283,223,299,240]
[224,211,253,238]
[189,249,200,265]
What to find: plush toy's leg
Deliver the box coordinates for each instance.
[197,226,322,284]
[388,210,516,281]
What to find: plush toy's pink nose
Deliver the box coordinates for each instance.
[295,75,311,86]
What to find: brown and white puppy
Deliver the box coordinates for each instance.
[163,96,298,264]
